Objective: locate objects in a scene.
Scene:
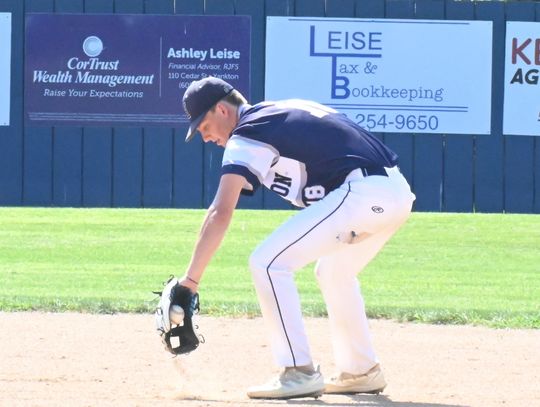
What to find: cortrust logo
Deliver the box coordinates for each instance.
[83,36,103,57]
[68,36,119,71]
[67,57,119,71]
[32,35,155,88]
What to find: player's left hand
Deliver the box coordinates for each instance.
[154,276,201,355]
[178,275,199,293]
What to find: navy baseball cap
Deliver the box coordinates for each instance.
[182,77,234,142]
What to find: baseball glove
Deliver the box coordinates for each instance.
[154,277,201,355]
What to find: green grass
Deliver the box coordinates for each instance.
[0,208,538,328]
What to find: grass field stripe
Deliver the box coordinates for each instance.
[1,208,538,328]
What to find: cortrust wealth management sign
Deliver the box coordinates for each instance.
[25,14,251,127]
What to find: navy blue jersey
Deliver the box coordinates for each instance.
[221,99,398,207]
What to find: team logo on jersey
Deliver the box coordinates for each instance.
[371,206,384,213]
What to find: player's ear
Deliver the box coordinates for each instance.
[218,101,236,120]
[215,101,227,116]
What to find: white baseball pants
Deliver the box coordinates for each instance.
[249,167,415,374]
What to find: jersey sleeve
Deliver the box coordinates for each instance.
[222,135,279,195]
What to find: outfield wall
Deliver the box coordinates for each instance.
[0,0,539,213]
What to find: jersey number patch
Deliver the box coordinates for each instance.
[303,185,326,206]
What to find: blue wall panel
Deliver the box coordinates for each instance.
[295,0,325,17]
[475,1,504,213]
[175,0,203,14]
[356,0,385,18]
[173,127,203,208]
[56,0,83,12]
[142,128,173,207]
[81,0,113,207]
[85,0,113,12]
[265,0,292,16]
[201,0,235,208]
[504,2,536,213]
[113,128,143,207]
[142,0,174,208]
[443,0,474,213]
[53,127,83,207]
[383,0,415,199]
[144,0,173,12]
[22,0,54,206]
[83,128,112,206]
[51,0,84,207]
[25,0,54,11]
[23,127,53,205]
[112,0,144,208]
[326,0,355,17]
[202,142,224,208]
[411,0,445,212]
[115,0,143,14]
[172,0,204,208]
[0,0,23,205]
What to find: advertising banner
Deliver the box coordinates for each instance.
[0,13,11,126]
[25,14,250,127]
[503,22,540,136]
[265,17,492,135]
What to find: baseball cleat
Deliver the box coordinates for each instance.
[324,364,387,395]
[247,366,325,399]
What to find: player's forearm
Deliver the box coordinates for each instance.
[184,205,233,286]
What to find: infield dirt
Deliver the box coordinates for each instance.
[1,312,539,407]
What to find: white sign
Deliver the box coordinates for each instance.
[503,22,540,136]
[265,17,492,135]
[0,13,11,126]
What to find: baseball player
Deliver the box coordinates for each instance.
[178,77,415,399]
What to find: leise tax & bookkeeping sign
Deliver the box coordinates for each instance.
[266,17,492,135]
